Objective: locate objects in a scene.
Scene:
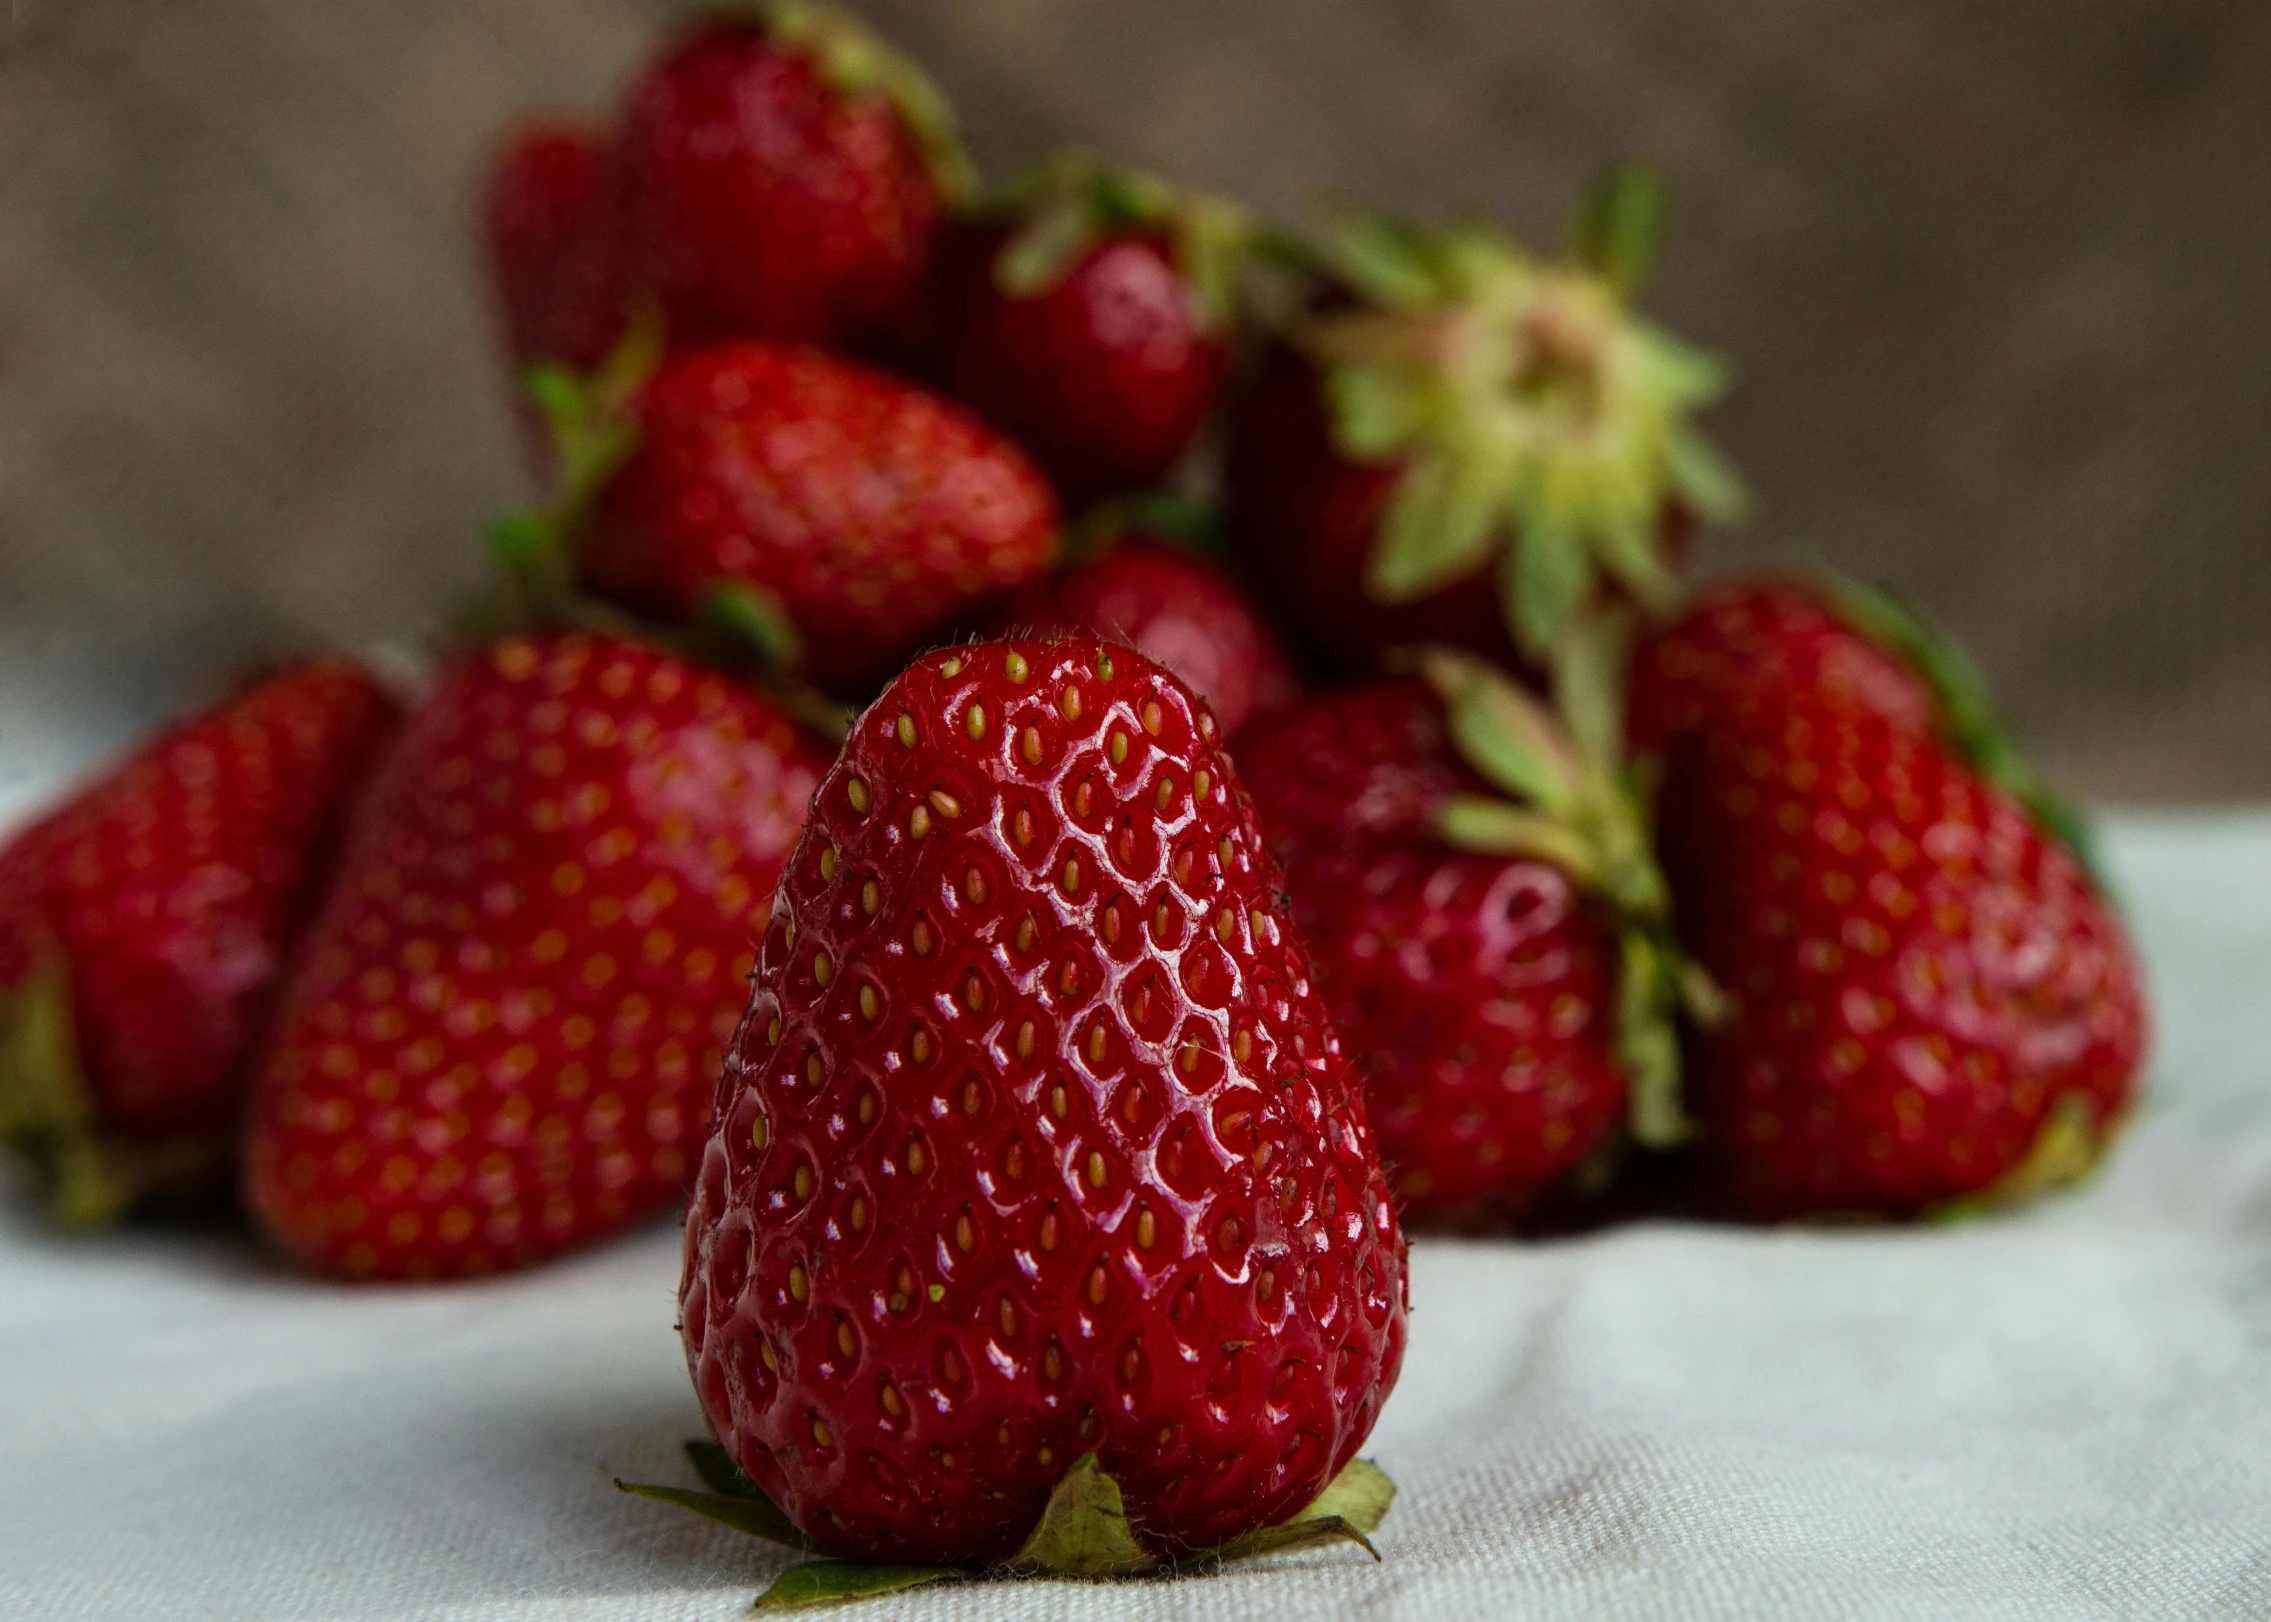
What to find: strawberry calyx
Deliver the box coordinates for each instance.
[1413,617,1721,1147]
[1062,489,1227,567]
[1821,576,2108,889]
[754,2,976,205]
[981,149,1255,331]
[0,956,227,1229]
[1294,166,1743,659]
[621,1439,1394,1608]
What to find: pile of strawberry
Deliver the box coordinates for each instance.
[0,4,2146,1600]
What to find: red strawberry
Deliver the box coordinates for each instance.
[931,154,1245,503]
[243,633,829,1280]
[1626,576,1937,760]
[0,660,397,1226]
[1658,687,2147,1219]
[679,636,1407,1565]
[1238,638,1704,1229]
[614,7,970,355]
[480,120,631,374]
[991,533,1299,738]
[576,341,1061,694]
[1225,172,1738,674]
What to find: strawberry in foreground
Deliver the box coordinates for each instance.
[480,120,630,375]
[561,341,1060,695]
[1239,629,1711,1228]
[991,528,1300,738]
[1225,167,1740,674]
[0,660,397,1226]
[931,152,1247,504]
[614,5,969,356]
[675,636,1408,1572]
[244,632,828,1279]
[1658,682,2147,1221]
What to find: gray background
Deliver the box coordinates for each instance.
[3,0,2266,809]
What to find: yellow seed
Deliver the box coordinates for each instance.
[1219,837,1234,865]
[857,1091,877,1126]
[909,803,932,839]
[965,866,987,903]
[940,655,964,679]
[812,1417,833,1447]
[1086,1151,1107,1188]
[847,778,870,813]
[861,880,881,915]
[836,1321,855,1357]
[1006,650,1029,681]
[752,1114,769,1150]
[1103,905,1121,943]
[789,1263,809,1301]
[768,1017,782,1044]
[998,1297,1017,1335]
[1110,730,1128,764]
[1233,1029,1252,1064]
[1086,1264,1107,1305]
[761,1341,779,1373]
[912,1029,932,1063]
[1016,1020,1036,1058]
[1141,700,1162,735]
[1136,1209,1156,1248]
[1062,858,1081,894]
[1040,1212,1061,1251]
[812,951,832,987]
[1016,915,1038,952]
[1020,727,1043,765]
[1177,1037,1199,1073]
[1087,1024,1106,1063]
[907,1137,928,1175]
[912,920,933,956]
[962,1080,981,1115]
[804,1053,823,1086]
[1061,686,1082,721]
[1097,653,1115,679]
[965,704,987,739]
[955,1212,975,1252]
[819,846,838,881]
[1043,1343,1065,1380]
[1195,769,1210,800]
[793,1165,813,1199]
[928,789,962,819]
[964,974,984,1011]
[1155,778,1174,811]
[881,1380,905,1417]
[1216,908,1234,942]
[859,985,879,1020]
[896,713,917,748]
[850,1196,869,1232]
[1050,1085,1068,1118]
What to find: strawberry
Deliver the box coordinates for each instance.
[243,633,829,1280]
[1224,168,1739,674]
[1657,684,2147,1221]
[0,661,397,1226]
[678,636,1408,1565]
[990,531,1299,739]
[614,6,970,355]
[1626,575,1938,760]
[1238,632,1707,1228]
[930,154,1246,503]
[480,120,631,374]
[573,341,1061,694]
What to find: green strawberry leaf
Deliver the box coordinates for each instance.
[0,956,225,1229]
[1178,1514,1379,1573]
[614,1480,820,1551]
[1324,214,1444,312]
[1293,1458,1396,1535]
[763,2,974,204]
[753,1560,964,1609]
[699,584,807,672]
[1415,647,1583,815]
[684,1439,764,1499]
[1003,1453,1158,1577]
[1508,504,1591,658]
[1437,796,1599,881]
[1370,452,1506,603]
[1567,160,1665,299]
[994,198,1098,298]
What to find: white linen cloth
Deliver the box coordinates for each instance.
[2,812,2267,1621]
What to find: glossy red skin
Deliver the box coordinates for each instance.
[1238,683,1627,1227]
[1627,577,1937,761]
[681,637,1407,1565]
[481,121,631,373]
[583,343,1059,695]
[1226,345,1695,675]
[991,538,1300,738]
[616,20,945,353]
[244,634,828,1280]
[1658,690,2146,1220]
[0,662,396,1140]
[933,225,1229,504]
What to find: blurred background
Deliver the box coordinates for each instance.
[2,0,2265,819]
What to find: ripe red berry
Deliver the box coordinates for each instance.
[1659,690,2147,1219]
[1626,576,1936,760]
[1239,680,1630,1227]
[243,633,829,1279]
[680,636,1407,1565]
[0,661,397,1224]
[614,11,968,355]
[992,536,1299,738]
[480,120,631,374]
[578,342,1061,695]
